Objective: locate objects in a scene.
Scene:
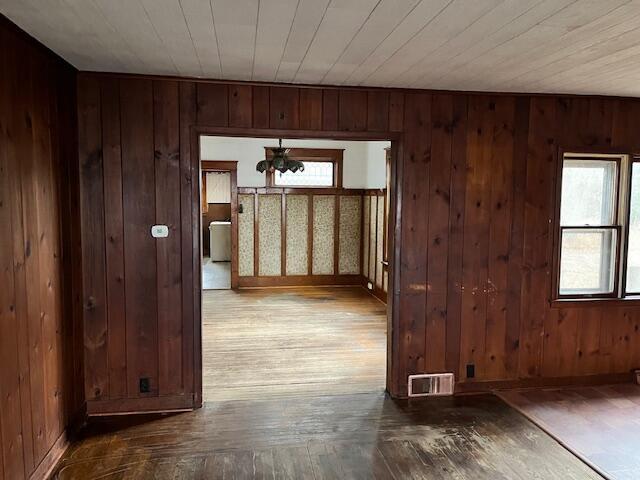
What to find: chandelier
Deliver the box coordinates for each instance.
[256,139,305,174]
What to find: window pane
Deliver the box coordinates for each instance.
[559,228,617,295]
[627,163,640,293]
[274,161,333,187]
[560,159,617,226]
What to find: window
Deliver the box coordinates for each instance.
[627,160,640,294]
[265,148,343,188]
[555,153,640,300]
[274,161,334,187]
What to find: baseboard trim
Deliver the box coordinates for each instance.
[29,429,70,480]
[237,274,362,288]
[87,394,195,415]
[455,372,633,394]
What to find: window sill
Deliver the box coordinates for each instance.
[551,297,640,308]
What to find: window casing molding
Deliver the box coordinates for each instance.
[552,150,638,303]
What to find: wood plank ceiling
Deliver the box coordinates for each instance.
[3,0,640,96]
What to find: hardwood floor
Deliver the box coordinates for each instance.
[499,383,640,480]
[202,287,387,402]
[51,287,605,478]
[53,393,602,479]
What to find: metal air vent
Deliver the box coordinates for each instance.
[408,373,455,397]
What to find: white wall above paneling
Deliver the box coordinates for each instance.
[200,136,388,188]
[5,0,640,96]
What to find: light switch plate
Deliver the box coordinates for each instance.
[151,225,169,238]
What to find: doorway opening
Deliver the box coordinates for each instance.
[201,161,238,290]
[198,135,395,404]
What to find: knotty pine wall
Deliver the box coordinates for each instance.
[77,72,640,408]
[0,17,81,480]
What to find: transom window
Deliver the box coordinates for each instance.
[265,147,343,188]
[274,161,334,187]
[556,153,639,299]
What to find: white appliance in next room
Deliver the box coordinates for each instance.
[209,221,231,261]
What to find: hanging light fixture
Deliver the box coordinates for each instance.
[256,139,305,174]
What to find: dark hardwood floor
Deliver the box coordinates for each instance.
[500,383,640,480]
[52,392,602,479]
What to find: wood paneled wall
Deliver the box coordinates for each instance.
[0,16,81,480]
[77,71,640,408]
[77,77,197,414]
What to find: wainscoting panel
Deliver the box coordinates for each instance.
[368,195,378,280]
[362,196,370,279]
[362,190,387,301]
[312,195,336,275]
[338,195,362,275]
[258,194,282,276]
[376,198,385,289]
[238,194,254,277]
[285,195,309,275]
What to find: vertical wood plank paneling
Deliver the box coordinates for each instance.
[78,76,109,401]
[22,52,49,462]
[2,17,80,478]
[338,90,367,131]
[252,86,270,129]
[33,57,64,448]
[101,78,127,399]
[503,97,529,378]
[0,28,26,477]
[389,92,404,132]
[228,84,252,128]
[484,97,515,381]
[397,93,431,394]
[445,96,467,373]
[611,98,640,147]
[179,81,197,404]
[121,79,159,397]
[444,96,467,376]
[196,83,228,126]
[460,96,493,381]
[367,91,389,131]
[270,86,299,129]
[519,97,558,379]
[153,81,183,395]
[299,89,323,130]
[322,90,339,131]
[7,36,35,478]
[425,95,453,373]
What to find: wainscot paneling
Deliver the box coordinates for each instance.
[237,188,363,287]
[77,73,640,407]
[0,15,82,480]
[362,190,387,303]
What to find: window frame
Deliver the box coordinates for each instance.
[264,147,344,188]
[553,150,635,302]
[622,157,640,296]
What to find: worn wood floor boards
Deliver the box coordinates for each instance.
[51,287,603,478]
[202,287,387,402]
[53,393,602,479]
[499,383,640,480]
